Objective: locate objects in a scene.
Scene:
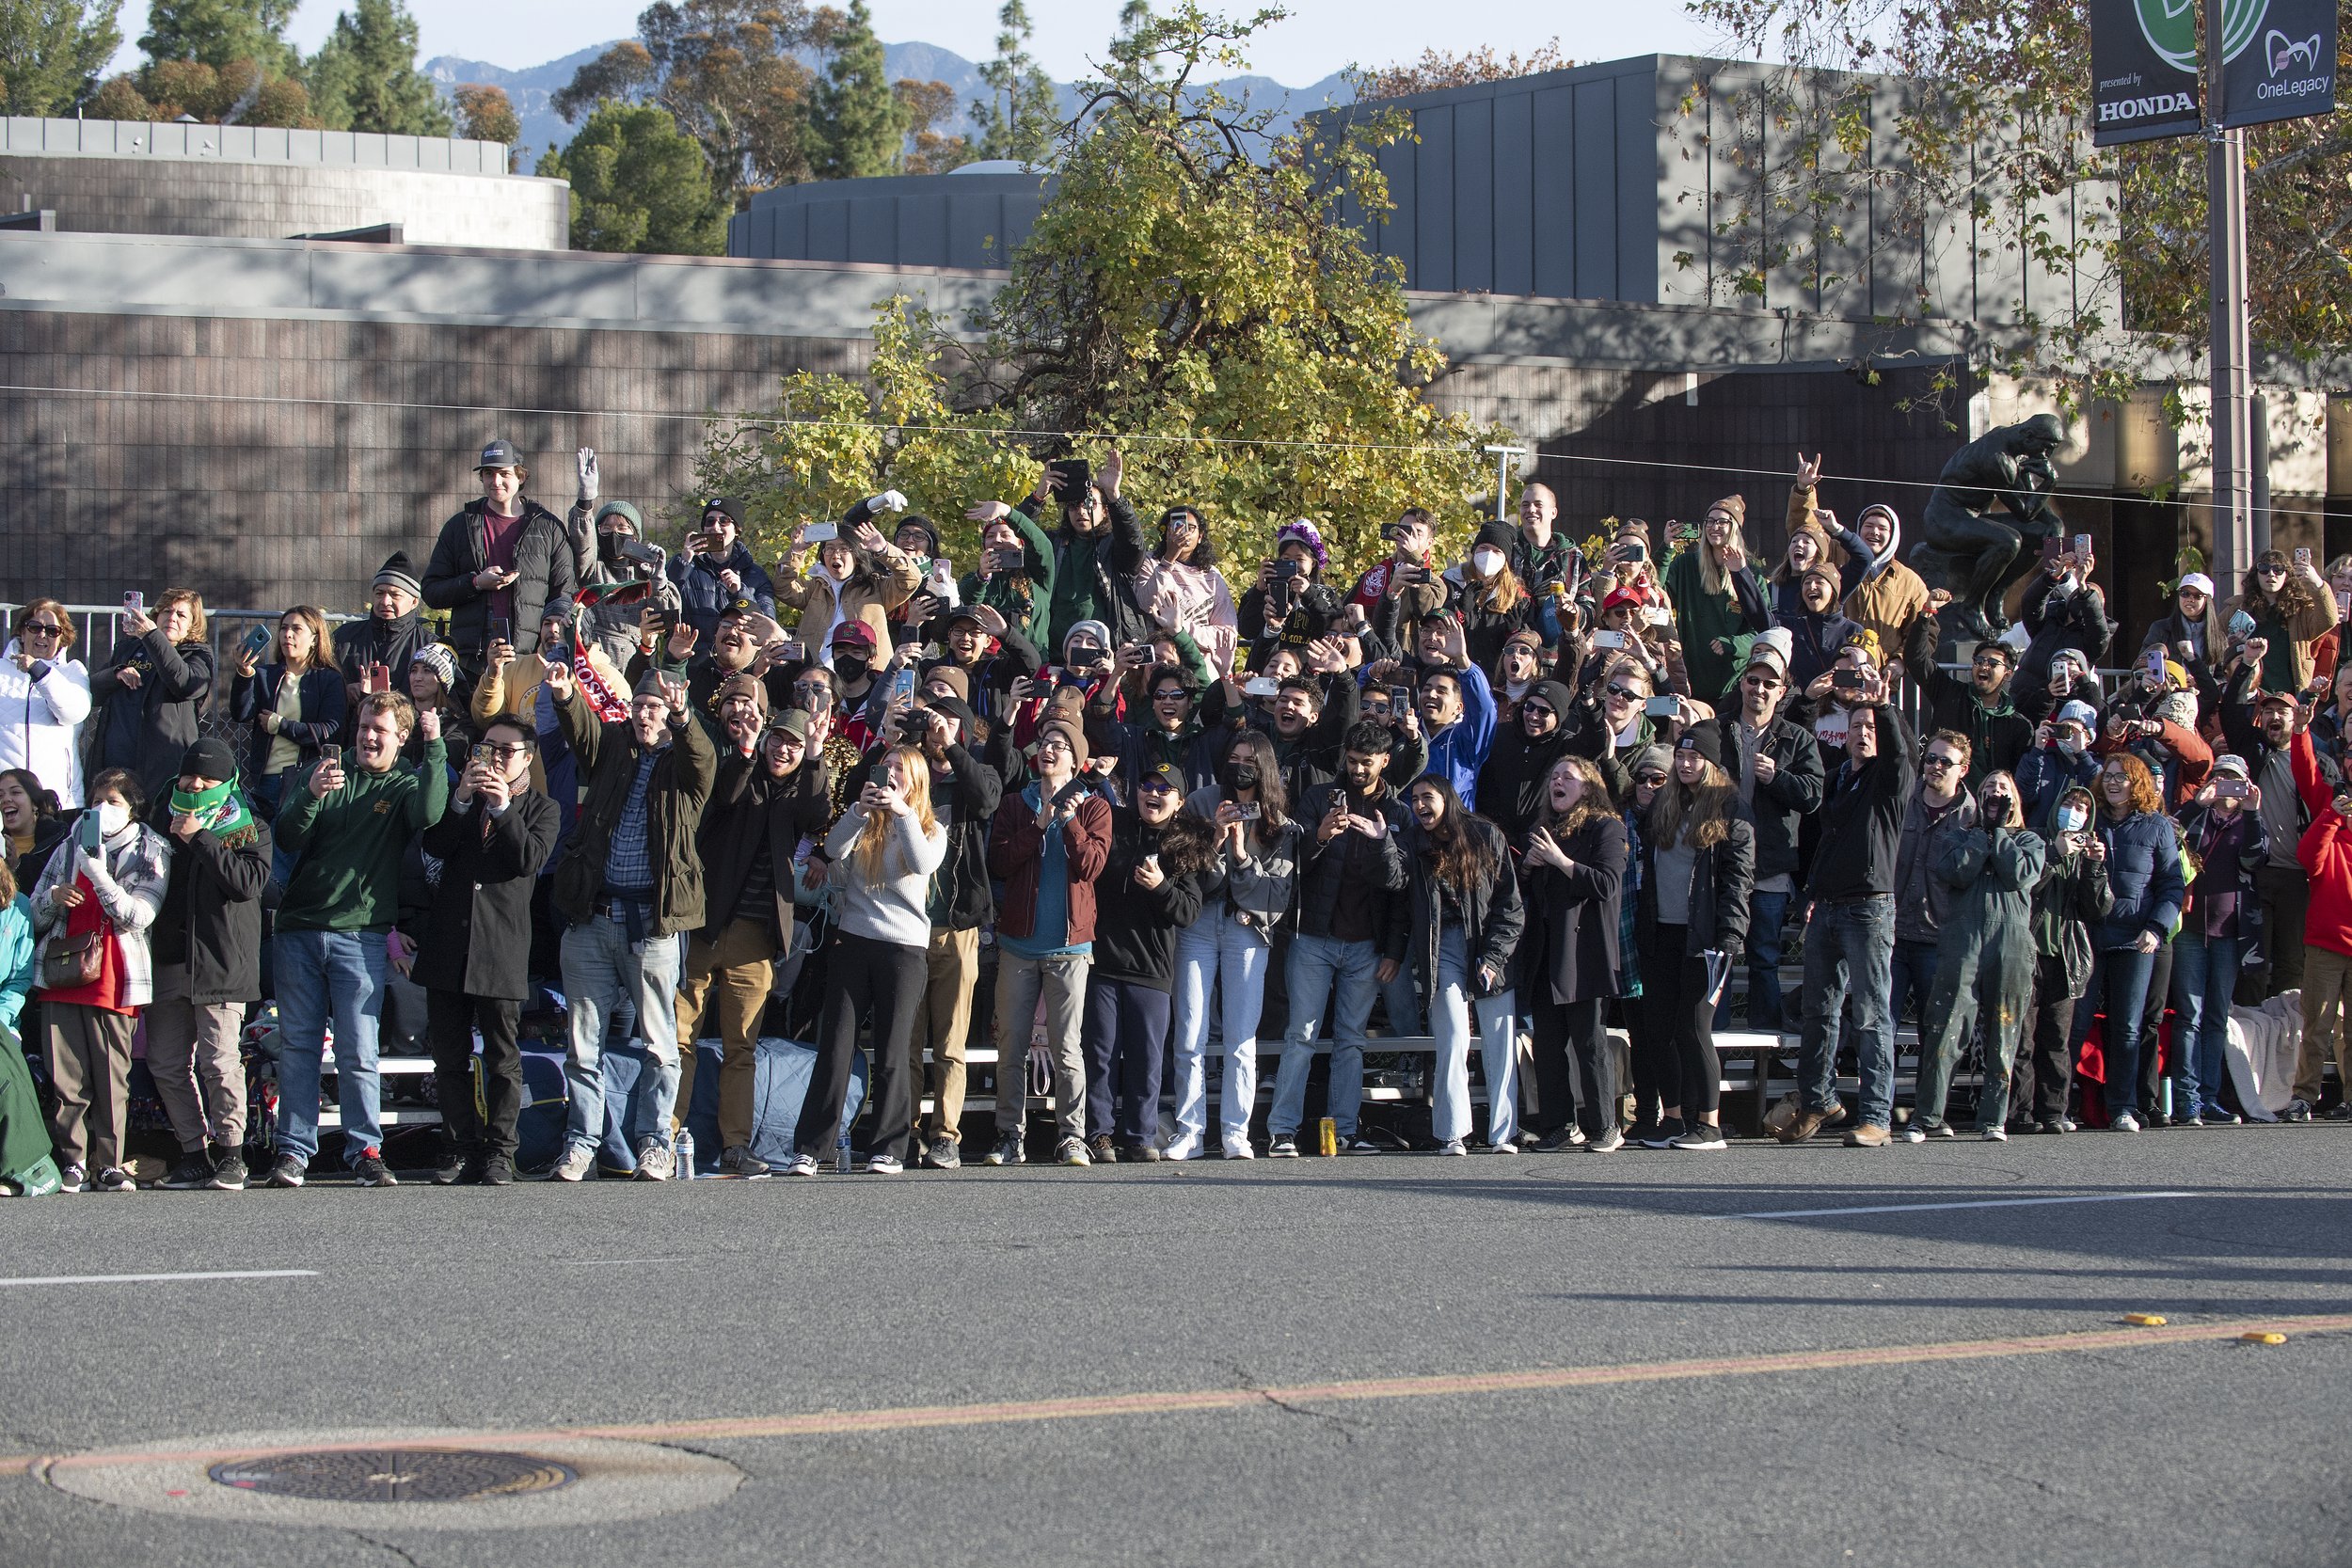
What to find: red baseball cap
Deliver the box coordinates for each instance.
[829,621,879,651]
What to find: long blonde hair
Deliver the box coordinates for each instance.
[851,745,938,883]
[1644,756,1739,851]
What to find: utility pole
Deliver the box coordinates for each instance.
[2204,0,2252,587]
[1483,444,1528,522]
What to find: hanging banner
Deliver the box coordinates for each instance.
[2090,0,2205,143]
[2217,0,2338,128]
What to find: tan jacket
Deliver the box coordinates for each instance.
[775,543,923,657]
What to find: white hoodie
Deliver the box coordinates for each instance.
[0,637,90,806]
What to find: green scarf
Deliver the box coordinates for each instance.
[170,778,257,848]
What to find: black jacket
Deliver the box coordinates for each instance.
[331,610,428,696]
[1293,779,1409,940]
[1515,814,1627,1005]
[2021,573,2114,678]
[1389,816,1525,1000]
[1090,807,1208,990]
[696,749,834,943]
[422,497,578,657]
[230,663,348,784]
[1636,806,1756,958]
[413,789,563,1000]
[1804,702,1916,901]
[1728,713,1824,882]
[90,631,214,808]
[143,798,271,1006]
[1477,726,1573,847]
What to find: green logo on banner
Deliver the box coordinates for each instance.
[2137,0,2273,69]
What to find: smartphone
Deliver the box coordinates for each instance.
[2216,778,2250,801]
[988,547,1025,575]
[2296,546,2313,570]
[1046,458,1092,504]
[617,538,661,567]
[1244,675,1280,698]
[2041,536,2062,562]
[1273,559,1303,580]
[1593,629,1627,649]
[2074,534,2092,560]
[1642,607,1671,627]
[1645,694,1678,719]
[890,665,918,705]
[2338,591,2352,620]
[778,640,806,662]
[1236,800,1263,820]
[1832,668,1866,693]
[1617,540,1647,564]
[1388,685,1413,709]
[470,742,498,767]
[240,623,272,658]
[77,809,102,852]
[2143,646,2166,677]
[803,521,838,545]
[488,615,512,648]
[364,663,389,695]
[122,590,143,616]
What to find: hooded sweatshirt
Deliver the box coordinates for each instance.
[1842,503,1931,660]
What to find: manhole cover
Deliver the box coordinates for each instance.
[210,1448,577,1503]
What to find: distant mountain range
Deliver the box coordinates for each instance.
[424,40,1354,166]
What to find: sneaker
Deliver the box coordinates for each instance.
[264,1154,306,1188]
[986,1132,1027,1166]
[2038,1118,2069,1136]
[1900,1124,1929,1144]
[1625,1117,1663,1146]
[159,1154,215,1190]
[1843,1123,1891,1148]
[866,1153,904,1174]
[2175,1113,2204,1129]
[1056,1136,1091,1167]
[1437,1138,1467,1156]
[1088,1133,1118,1165]
[1981,1126,2009,1142]
[1584,1127,1625,1153]
[550,1144,596,1182]
[1118,1142,1162,1163]
[352,1148,397,1186]
[1484,1137,1521,1154]
[720,1145,772,1179]
[481,1155,515,1186]
[633,1140,675,1181]
[784,1152,820,1177]
[205,1149,248,1191]
[1343,1135,1383,1155]
[1161,1137,1202,1161]
[1268,1136,1300,1158]
[1638,1118,1685,1149]
[431,1150,470,1186]
[1927,1123,1957,1140]
[92,1165,137,1192]
[1670,1122,1727,1150]
[2060,1117,2079,1132]
[924,1136,963,1170]
[56,1163,87,1193]
[2111,1112,2141,1132]
[1530,1127,1585,1152]
[1219,1137,1253,1160]
[2204,1108,2242,1126]
[2325,1102,2352,1122]
[2283,1098,2313,1123]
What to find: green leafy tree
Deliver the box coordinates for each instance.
[553,0,818,208]
[699,3,1502,583]
[137,0,296,72]
[894,76,971,172]
[0,0,124,115]
[804,0,905,179]
[94,53,317,124]
[306,0,451,135]
[971,0,1057,165]
[453,81,519,150]
[538,100,727,254]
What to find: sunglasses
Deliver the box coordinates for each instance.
[1521,704,1554,721]
[1922,754,1961,771]
[1636,772,1668,787]
[1152,689,1188,703]
[22,622,62,636]
[1605,684,1642,702]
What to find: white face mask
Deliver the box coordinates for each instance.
[1472,548,1506,578]
[95,801,129,838]
[2056,804,2089,833]
[2056,736,2085,758]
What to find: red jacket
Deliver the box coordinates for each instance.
[987,786,1112,943]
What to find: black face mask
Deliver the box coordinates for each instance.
[597,531,626,565]
[834,654,870,683]
[1225,760,1260,792]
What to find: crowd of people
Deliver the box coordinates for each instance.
[1,436,2347,1196]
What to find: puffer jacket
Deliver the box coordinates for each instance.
[2091,808,2185,950]
[0,641,89,807]
[1388,816,1525,1001]
[663,537,775,640]
[421,496,578,657]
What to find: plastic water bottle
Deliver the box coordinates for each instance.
[836,1128,855,1173]
[674,1127,695,1181]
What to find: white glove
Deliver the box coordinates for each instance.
[869,490,908,515]
[577,448,598,502]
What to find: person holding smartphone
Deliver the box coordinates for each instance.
[774,497,924,667]
[660,496,777,641]
[2230,546,2335,702]
[230,607,345,863]
[2017,533,2113,688]
[566,459,691,665]
[332,553,430,708]
[1133,502,1239,680]
[0,599,91,810]
[2010,784,2112,1134]
[1663,494,1771,705]
[2166,756,2266,1128]
[1391,774,1524,1154]
[961,492,1059,648]
[421,437,577,664]
[89,587,214,813]
[1518,754,1630,1152]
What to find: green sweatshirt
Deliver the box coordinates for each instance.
[274,742,450,933]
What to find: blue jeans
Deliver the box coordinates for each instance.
[2169,933,2242,1119]
[1798,895,1896,1128]
[1432,925,1520,1144]
[1720,888,1789,1031]
[560,912,683,1154]
[1169,910,1269,1148]
[272,927,388,1166]
[1382,965,1423,1036]
[1270,932,1379,1138]
[2072,945,2158,1120]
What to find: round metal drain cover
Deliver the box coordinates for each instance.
[210,1448,577,1503]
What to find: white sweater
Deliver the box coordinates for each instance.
[0,641,90,807]
[823,802,947,948]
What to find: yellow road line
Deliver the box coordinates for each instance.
[7,1311,2346,1478]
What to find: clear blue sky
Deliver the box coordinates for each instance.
[238,0,1724,83]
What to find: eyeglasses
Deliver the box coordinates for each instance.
[1521,704,1554,721]
[1606,684,1642,702]
[22,622,62,636]
[476,743,530,759]
[1035,738,1072,757]
[1972,657,2006,670]
[1922,753,1961,771]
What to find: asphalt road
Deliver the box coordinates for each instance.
[2,1128,2348,1567]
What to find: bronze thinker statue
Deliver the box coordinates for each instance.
[1907,413,2067,641]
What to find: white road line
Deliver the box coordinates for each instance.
[1730,1191,2200,1221]
[0,1269,320,1288]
